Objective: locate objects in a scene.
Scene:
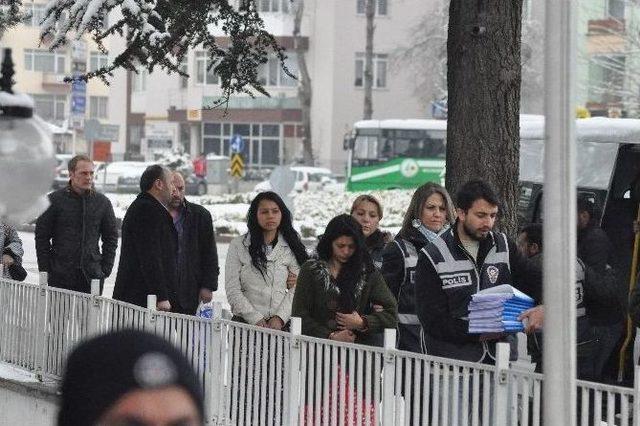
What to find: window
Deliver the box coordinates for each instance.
[354,53,388,88]
[31,94,67,122]
[259,0,289,13]
[257,54,298,87]
[202,122,281,166]
[588,54,625,104]
[195,51,219,85]
[89,96,108,119]
[356,0,387,16]
[89,51,108,72]
[132,68,147,92]
[608,0,625,20]
[22,3,47,27]
[24,49,66,73]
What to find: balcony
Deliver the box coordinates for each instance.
[588,18,625,35]
[42,73,71,92]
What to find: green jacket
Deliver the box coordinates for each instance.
[292,259,398,345]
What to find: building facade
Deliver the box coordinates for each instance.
[1,2,115,156]
[108,0,434,172]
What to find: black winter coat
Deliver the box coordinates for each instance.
[577,225,624,325]
[35,187,118,292]
[175,200,219,313]
[113,193,178,308]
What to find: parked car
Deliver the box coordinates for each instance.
[254,166,338,193]
[51,154,74,190]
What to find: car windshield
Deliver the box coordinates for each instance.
[519,139,619,189]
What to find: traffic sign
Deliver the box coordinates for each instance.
[230,134,244,153]
[230,153,244,178]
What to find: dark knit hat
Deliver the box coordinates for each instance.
[57,330,204,426]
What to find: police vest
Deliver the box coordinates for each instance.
[393,238,421,326]
[421,230,513,321]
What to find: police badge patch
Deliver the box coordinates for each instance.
[487,265,499,284]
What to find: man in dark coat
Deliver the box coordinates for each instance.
[35,155,118,293]
[167,171,219,314]
[113,165,177,311]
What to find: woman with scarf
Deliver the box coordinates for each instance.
[381,182,455,352]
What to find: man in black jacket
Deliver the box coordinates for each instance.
[168,171,219,314]
[577,195,624,381]
[113,165,177,311]
[414,180,541,362]
[35,155,118,293]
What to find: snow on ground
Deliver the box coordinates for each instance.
[105,187,414,237]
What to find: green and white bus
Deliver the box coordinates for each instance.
[344,119,447,191]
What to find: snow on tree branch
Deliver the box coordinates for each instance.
[0,0,26,39]
[39,0,292,107]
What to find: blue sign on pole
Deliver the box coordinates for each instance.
[230,134,244,153]
[71,95,86,114]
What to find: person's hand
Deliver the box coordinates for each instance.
[329,330,356,343]
[372,304,383,313]
[336,311,365,331]
[479,332,505,342]
[199,288,213,303]
[256,319,269,328]
[518,305,545,334]
[2,254,14,267]
[286,272,297,290]
[267,316,285,330]
[157,300,171,311]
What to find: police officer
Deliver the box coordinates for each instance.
[382,182,455,352]
[516,223,615,380]
[414,180,542,362]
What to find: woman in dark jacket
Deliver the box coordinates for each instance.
[292,214,397,345]
[381,182,455,353]
[350,194,392,269]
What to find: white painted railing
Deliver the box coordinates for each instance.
[0,275,638,425]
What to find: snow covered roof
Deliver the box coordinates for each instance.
[354,119,447,131]
[521,117,640,144]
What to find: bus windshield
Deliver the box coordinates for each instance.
[352,129,446,166]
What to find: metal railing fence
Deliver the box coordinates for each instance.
[0,275,638,425]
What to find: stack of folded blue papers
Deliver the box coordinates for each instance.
[468,284,535,333]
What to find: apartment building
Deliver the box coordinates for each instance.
[0,1,114,156]
[577,0,640,117]
[108,0,435,172]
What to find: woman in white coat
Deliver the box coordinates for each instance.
[225,191,309,330]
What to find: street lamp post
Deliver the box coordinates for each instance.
[0,48,56,224]
[543,2,577,425]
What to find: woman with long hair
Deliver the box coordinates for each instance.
[292,214,397,344]
[350,194,392,269]
[381,182,455,352]
[225,191,308,329]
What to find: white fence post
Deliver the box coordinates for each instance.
[208,302,223,424]
[34,272,48,380]
[145,295,157,334]
[287,317,302,426]
[382,328,397,425]
[87,279,101,337]
[634,366,640,426]
[493,342,510,426]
